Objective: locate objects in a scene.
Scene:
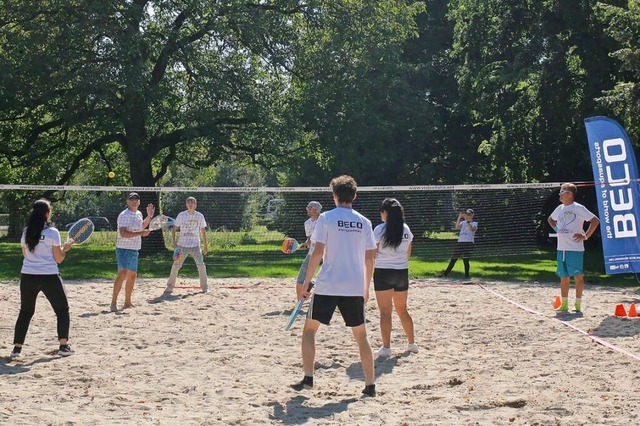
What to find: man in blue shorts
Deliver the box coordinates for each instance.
[110,193,155,312]
[291,175,378,397]
[548,183,599,312]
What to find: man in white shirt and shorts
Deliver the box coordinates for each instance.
[110,192,154,312]
[294,200,322,300]
[548,183,600,312]
[163,196,209,295]
[291,175,378,397]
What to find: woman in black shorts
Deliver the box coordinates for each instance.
[373,198,417,357]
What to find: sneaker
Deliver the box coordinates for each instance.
[377,347,392,358]
[555,302,569,312]
[10,347,22,359]
[200,285,209,294]
[362,384,376,397]
[290,376,313,391]
[574,301,582,312]
[58,345,75,357]
[407,343,419,354]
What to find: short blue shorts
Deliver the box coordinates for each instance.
[116,248,139,272]
[556,250,584,278]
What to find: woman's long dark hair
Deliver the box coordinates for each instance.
[24,199,51,252]
[380,198,405,249]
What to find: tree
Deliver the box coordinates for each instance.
[0,0,420,246]
[595,1,640,143]
[280,1,427,186]
[448,0,622,183]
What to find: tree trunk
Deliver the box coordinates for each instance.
[125,131,166,257]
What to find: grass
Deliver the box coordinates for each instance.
[0,228,638,287]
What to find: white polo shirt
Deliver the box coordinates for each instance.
[175,210,207,248]
[116,208,144,250]
[374,223,413,269]
[21,226,61,275]
[311,207,376,297]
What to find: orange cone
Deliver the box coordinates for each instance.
[553,296,562,309]
[628,304,638,318]
[614,304,627,317]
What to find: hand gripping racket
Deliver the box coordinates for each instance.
[148,214,176,231]
[281,237,300,254]
[66,218,95,244]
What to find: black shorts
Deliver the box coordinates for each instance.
[452,242,474,259]
[373,268,409,292]
[309,294,365,327]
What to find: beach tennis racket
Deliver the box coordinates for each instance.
[281,237,300,254]
[285,282,314,331]
[148,214,175,231]
[65,218,94,244]
[285,299,305,331]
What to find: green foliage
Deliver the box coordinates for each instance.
[282,1,428,185]
[448,0,621,183]
[1,0,639,197]
[594,1,640,143]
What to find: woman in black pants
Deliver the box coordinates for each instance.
[11,199,75,359]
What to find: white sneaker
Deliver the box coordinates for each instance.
[377,347,392,358]
[407,343,419,353]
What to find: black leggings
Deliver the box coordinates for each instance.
[14,273,70,345]
[444,242,475,277]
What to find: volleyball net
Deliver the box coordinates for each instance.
[0,183,563,276]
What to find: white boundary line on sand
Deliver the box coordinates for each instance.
[477,283,640,362]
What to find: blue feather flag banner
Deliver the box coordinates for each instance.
[585,116,640,274]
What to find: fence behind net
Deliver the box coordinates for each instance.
[0,183,561,276]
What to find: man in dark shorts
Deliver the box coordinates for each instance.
[291,175,378,397]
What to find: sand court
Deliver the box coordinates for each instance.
[2,277,640,425]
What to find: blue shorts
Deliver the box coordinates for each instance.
[556,250,584,278]
[116,248,139,272]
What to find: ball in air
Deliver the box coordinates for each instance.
[107,171,115,179]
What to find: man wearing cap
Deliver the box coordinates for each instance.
[110,192,155,312]
[548,183,599,312]
[440,208,478,279]
[295,201,322,300]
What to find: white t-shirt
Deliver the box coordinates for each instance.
[175,210,207,247]
[304,217,318,254]
[374,223,413,269]
[311,207,377,297]
[550,202,596,252]
[458,221,478,243]
[116,208,144,250]
[21,226,61,275]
